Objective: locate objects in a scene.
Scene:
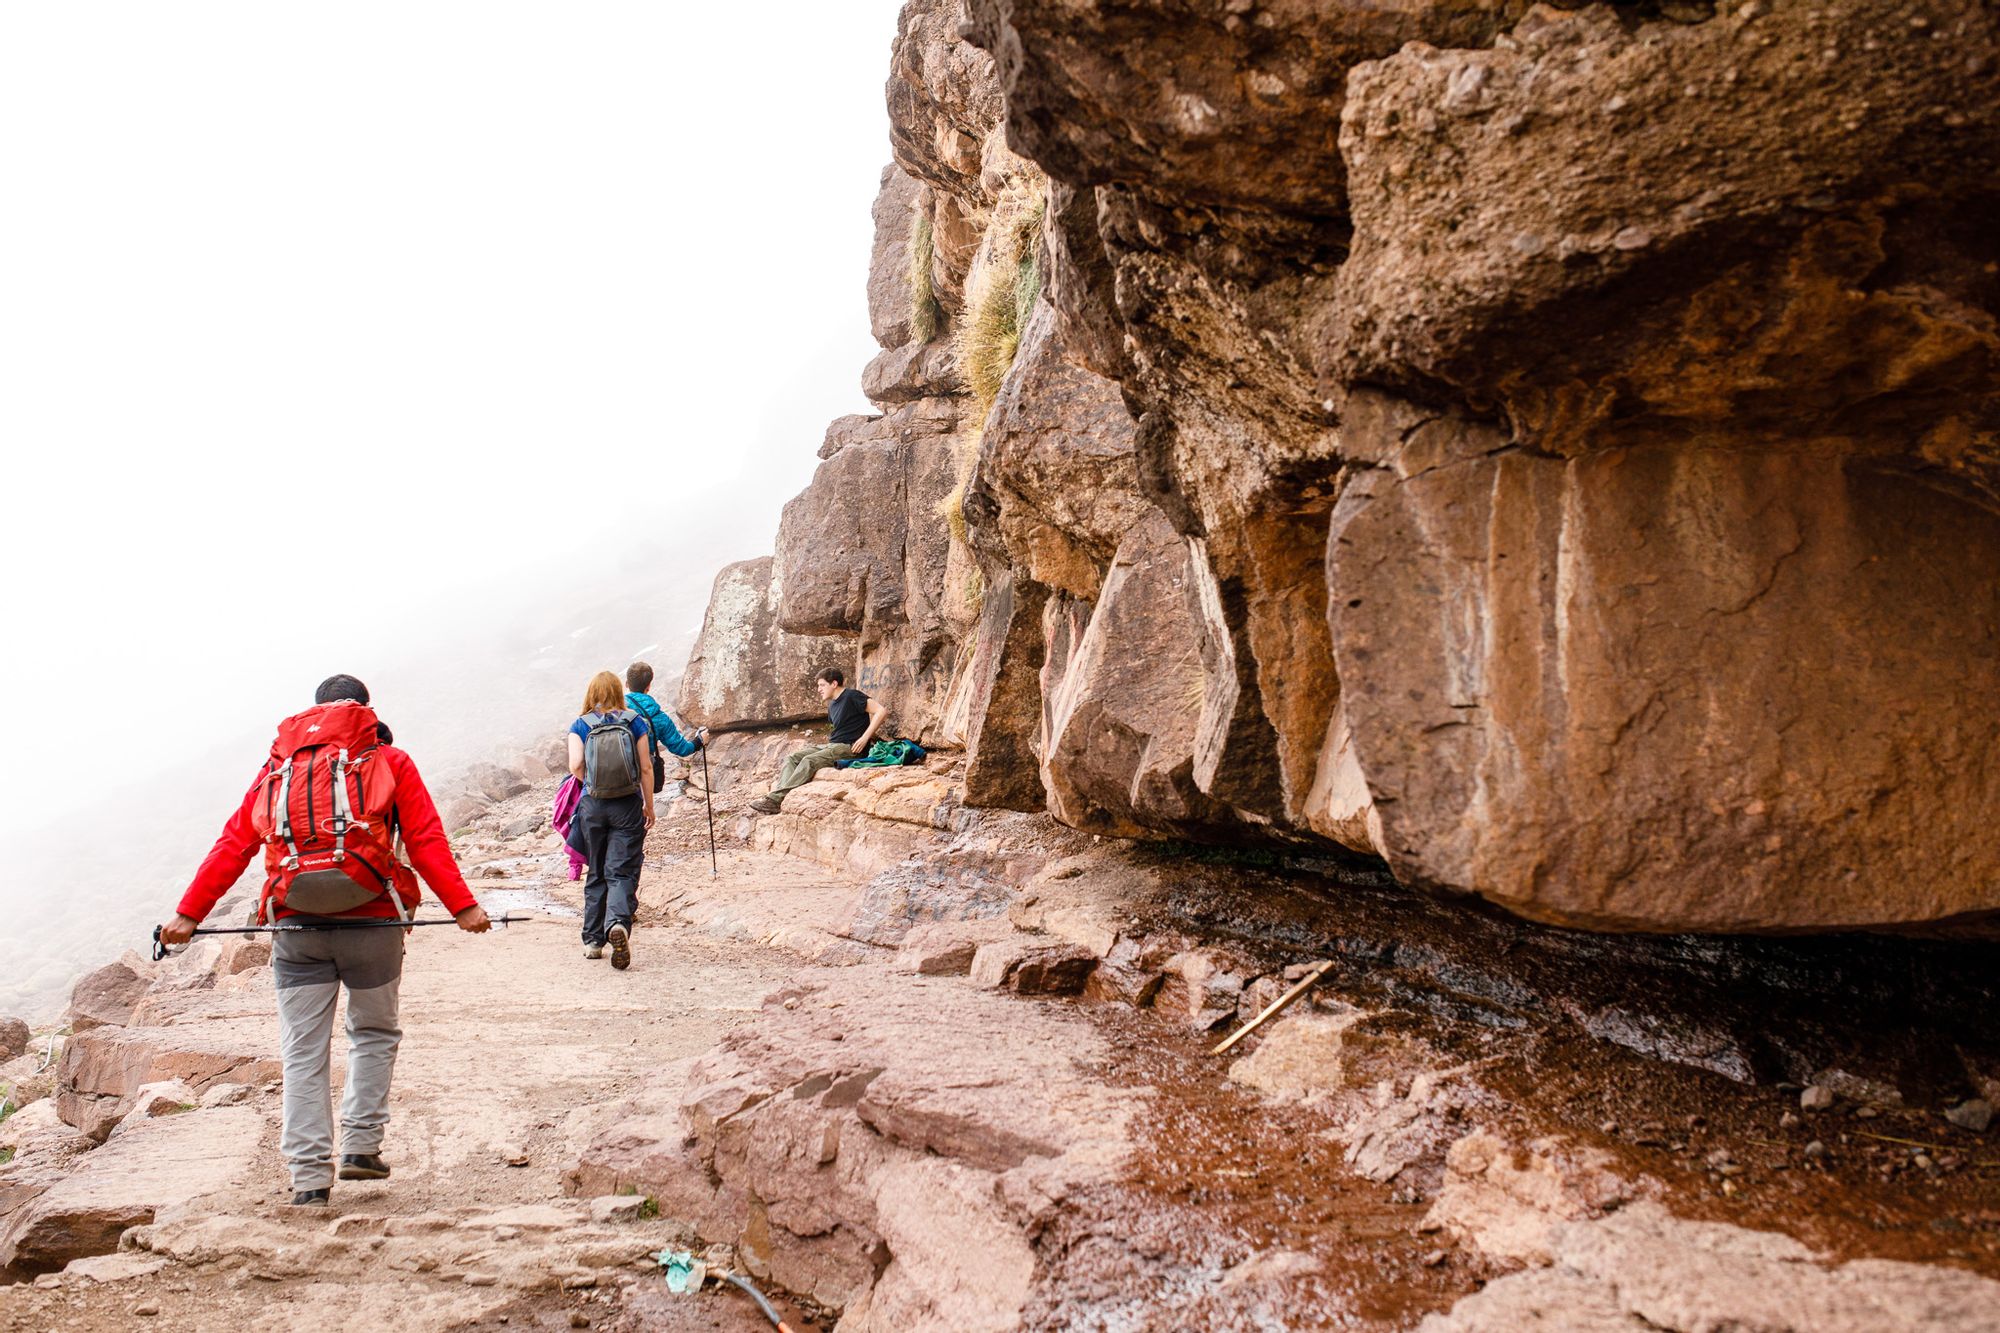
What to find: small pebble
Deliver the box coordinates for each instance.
[1855,1105,1880,1120]
[1718,1163,1744,1178]
[1804,1140,1828,1159]
[463,1273,498,1287]
[1801,1086,1835,1112]
[1779,1111,1801,1130]
[569,1315,590,1330]
[132,1306,160,1319]
[1914,1154,1935,1171]
[1422,1249,1448,1268]
[1599,1120,1619,1135]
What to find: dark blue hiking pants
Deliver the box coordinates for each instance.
[570,792,645,946]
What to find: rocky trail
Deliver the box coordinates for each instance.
[7,734,1998,1330]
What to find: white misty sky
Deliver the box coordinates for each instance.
[0,2,905,842]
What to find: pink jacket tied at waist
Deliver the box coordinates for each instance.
[552,775,586,880]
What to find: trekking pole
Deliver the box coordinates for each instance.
[700,741,718,878]
[151,913,521,962]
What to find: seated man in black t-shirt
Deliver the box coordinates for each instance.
[748,667,886,814]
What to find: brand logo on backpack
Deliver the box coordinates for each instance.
[249,703,408,921]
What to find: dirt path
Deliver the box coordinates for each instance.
[0,836,827,1333]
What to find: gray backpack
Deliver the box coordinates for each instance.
[581,710,641,798]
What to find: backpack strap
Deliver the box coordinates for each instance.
[273,758,301,869]
[330,749,352,864]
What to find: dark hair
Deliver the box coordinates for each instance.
[815,667,844,687]
[625,661,654,692]
[315,674,370,705]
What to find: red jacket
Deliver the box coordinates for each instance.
[178,745,477,923]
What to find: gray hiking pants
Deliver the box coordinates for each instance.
[765,743,852,806]
[273,924,405,1191]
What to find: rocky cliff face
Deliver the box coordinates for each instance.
[683,0,2000,936]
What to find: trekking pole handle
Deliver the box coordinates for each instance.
[151,924,165,963]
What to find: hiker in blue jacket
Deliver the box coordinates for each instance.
[625,661,706,795]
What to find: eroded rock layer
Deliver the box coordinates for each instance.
[684,0,2000,934]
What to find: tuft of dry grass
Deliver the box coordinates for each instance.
[955,180,1046,419]
[933,174,1048,619]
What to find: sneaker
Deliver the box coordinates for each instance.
[584,944,604,960]
[748,796,783,815]
[608,923,631,971]
[290,1188,331,1207]
[337,1154,390,1181]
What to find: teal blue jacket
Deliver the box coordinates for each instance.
[625,692,701,758]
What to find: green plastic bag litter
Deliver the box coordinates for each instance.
[653,1248,706,1294]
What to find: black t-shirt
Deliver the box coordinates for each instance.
[827,688,870,746]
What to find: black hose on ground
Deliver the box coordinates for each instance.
[719,1271,793,1331]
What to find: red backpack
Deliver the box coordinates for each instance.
[248,702,410,920]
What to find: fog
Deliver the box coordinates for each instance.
[0,1,906,1018]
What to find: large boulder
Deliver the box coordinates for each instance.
[0,1106,262,1276]
[64,961,149,1033]
[774,405,951,641]
[57,1023,279,1143]
[1038,514,1240,840]
[461,761,530,804]
[770,401,967,740]
[966,306,1150,601]
[0,1016,28,1062]
[1329,436,2000,933]
[677,557,834,730]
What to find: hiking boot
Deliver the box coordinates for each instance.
[608,923,631,971]
[338,1154,390,1181]
[290,1188,331,1207]
[584,944,604,960]
[748,796,782,815]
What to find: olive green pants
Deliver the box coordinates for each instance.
[765,743,852,806]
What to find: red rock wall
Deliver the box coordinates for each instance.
[682,0,2000,935]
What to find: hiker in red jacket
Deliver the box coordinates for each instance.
[159,674,490,1206]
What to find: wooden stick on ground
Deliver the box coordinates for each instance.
[1211,959,1336,1056]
